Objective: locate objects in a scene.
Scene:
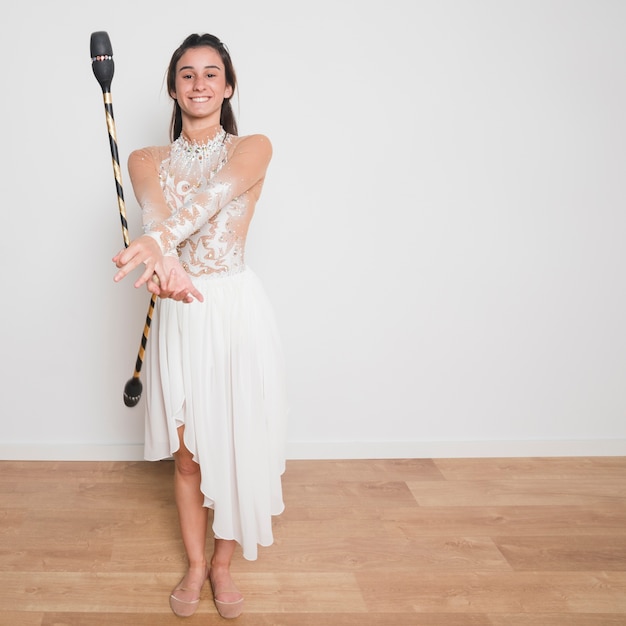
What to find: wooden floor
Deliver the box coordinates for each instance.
[1,457,626,625]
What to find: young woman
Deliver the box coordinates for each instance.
[113,33,287,619]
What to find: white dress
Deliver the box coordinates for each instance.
[128,126,287,561]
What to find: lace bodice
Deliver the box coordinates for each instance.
[128,126,271,278]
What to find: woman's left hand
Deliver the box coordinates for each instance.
[157,256,204,303]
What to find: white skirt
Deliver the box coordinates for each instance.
[143,267,288,561]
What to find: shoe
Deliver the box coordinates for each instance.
[169,567,209,617]
[209,571,244,619]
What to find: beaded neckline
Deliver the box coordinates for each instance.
[166,127,229,182]
[176,128,228,162]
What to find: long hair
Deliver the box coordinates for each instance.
[166,33,238,141]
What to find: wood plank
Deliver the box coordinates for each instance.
[236,536,510,573]
[487,615,626,626]
[0,460,172,484]
[285,459,446,482]
[230,615,491,626]
[0,480,173,510]
[379,505,626,537]
[493,535,626,571]
[39,612,491,626]
[355,571,626,613]
[406,479,626,507]
[272,515,389,539]
[0,612,42,626]
[277,504,387,522]
[41,615,195,626]
[0,572,366,614]
[282,479,418,508]
[434,457,626,481]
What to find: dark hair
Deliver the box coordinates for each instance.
[166,33,238,140]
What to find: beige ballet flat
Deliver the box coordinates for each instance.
[169,567,209,617]
[209,574,244,619]
[214,595,244,619]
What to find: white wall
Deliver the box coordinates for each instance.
[1,0,625,460]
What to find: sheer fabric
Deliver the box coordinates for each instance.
[129,126,272,278]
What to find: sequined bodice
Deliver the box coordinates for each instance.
[130,127,269,280]
[158,131,247,278]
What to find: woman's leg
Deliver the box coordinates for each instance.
[209,539,241,601]
[172,426,243,617]
[210,538,244,617]
[170,426,209,608]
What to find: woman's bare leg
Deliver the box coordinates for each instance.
[210,538,244,617]
[209,539,242,601]
[171,426,209,605]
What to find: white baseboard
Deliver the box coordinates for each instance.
[0,439,624,461]
[0,444,147,461]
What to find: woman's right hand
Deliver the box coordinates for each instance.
[113,234,165,288]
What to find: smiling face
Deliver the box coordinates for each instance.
[170,46,234,129]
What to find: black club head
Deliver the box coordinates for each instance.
[123,377,143,407]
